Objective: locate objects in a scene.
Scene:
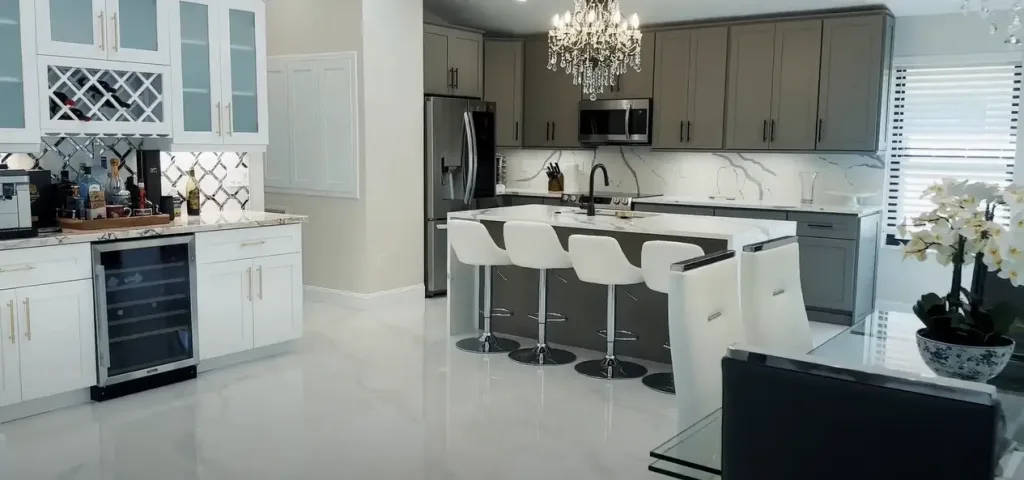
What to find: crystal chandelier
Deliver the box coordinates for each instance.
[548,0,642,100]
[961,0,1023,44]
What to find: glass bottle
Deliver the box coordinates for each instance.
[105,158,126,205]
[78,166,104,220]
[186,169,201,215]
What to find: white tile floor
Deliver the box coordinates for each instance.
[0,299,848,480]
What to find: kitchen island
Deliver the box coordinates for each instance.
[446,205,795,363]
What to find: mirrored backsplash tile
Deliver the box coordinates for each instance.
[0,138,250,213]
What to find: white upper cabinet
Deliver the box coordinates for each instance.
[36,0,171,65]
[170,0,268,150]
[0,0,40,151]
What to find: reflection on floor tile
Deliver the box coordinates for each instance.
[0,299,677,480]
[810,322,849,348]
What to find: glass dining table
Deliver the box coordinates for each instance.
[648,310,1024,480]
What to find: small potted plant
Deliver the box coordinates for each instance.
[901,178,1024,381]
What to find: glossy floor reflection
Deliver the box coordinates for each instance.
[0,299,685,480]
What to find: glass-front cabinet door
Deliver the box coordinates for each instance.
[170,0,222,144]
[107,0,170,65]
[220,0,267,146]
[0,0,39,147]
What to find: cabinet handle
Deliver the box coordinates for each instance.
[23,298,30,341]
[111,13,119,51]
[240,240,267,247]
[770,119,776,142]
[226,103,234,135]
[215,101,222,135]
[807,223,834,229]
[551,122,555,141]
[514,121,519,141]
[454,68,459,89]
[448,68,454,89]
[762,120,768,143]
[545,122,550,141]
[247,267,253,301]
[0,265,35,274]
[817,119,824,142]
[686,121,692,143]
[679,121,684,142]
[258,266,263,299]
[98,11,106,51]
[7,300,13,344]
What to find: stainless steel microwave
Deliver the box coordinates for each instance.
[579,99,652,145]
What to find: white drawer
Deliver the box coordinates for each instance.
[196,225,302,264]
[0,243,92,290]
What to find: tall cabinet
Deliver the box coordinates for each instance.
[170,0,269,150]
[0,0,39,151]
[484,40,523,147]
[522,38,580,148]
[652,27,728,149]
[725,20,822,151]
[35,0,172,65]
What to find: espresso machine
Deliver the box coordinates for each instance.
[0,169,37,239]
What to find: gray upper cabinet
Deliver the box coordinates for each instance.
[585,33,656,100]
[523,38,581,148]
[769,20,822,150]
[653,27,728,149]
[485,40,524,147]
[423,24,484,98]
[816,15,890,151]
[725,24,776,150]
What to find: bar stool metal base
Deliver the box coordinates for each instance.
[575,357,648,380]
[456,334,521,354]
[508,345,577,366]
[641,372,675,394]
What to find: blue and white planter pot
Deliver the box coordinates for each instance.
[916,329,1015,382]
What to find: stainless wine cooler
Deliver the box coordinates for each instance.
[92,236,198,388]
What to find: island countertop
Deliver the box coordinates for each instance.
[449,204,795,247]
[0,211,307,251]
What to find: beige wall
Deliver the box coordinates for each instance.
[265,0,368,293]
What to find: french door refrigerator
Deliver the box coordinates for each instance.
[424,97,497,297]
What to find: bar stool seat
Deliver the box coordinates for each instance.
[502,221,577,366]
[448,219,521,354]
[568,234,647,380]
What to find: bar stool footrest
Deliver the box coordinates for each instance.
[527,312,567,323]
[642,372,675,394]
[480,307,513,317]
[597,329,639,342]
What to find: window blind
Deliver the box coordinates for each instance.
[885,63,1021,231]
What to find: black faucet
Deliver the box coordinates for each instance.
[586,163,609,217]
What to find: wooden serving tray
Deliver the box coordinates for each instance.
[59,215,171,231]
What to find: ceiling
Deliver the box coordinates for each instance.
[423,0,1011,35]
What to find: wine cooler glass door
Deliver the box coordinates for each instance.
[95,236,197,386]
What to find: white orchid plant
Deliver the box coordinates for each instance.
[901,178,1024,345]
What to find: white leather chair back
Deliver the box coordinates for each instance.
[503,221,572,270]
[448,219,510,266]
[641,241,705,294]
[669,253,745,431]
[567,234,643,285]
[741,240,813,355]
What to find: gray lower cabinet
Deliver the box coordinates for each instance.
[498,195,560,207]
[635,203,715,216]
[797,236,856,311]
[713,208,788,220]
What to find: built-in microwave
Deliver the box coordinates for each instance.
[579,99,651,145]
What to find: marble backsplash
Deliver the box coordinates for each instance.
[500,147,885,206]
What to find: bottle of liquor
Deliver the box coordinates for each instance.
[186,169,201,215]
[78,166,104,220]
[105,158,128,206]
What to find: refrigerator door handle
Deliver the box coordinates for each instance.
[462,110,478,206]
[625,102,632,139]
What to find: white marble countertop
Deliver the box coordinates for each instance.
[449,204,795,247]
[0,211,306,251]
[634,195,883,216]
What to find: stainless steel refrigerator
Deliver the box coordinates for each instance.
[424,97,497,297]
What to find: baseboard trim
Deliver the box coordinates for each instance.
[304,284,425,310]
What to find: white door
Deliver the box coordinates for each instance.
[36,0,108,60]
[170,0,224,145]
[17,280,97,402]
[197,259,253,360]
[218,0,268,146]
[106,0,171,65]
[0,290,20,406]
[252,253,302,348]
[0,0,40,148]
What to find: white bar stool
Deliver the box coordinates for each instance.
[638,241,706,395]
[741,237,813,355]
[448,219,521,354]
[669,250,745,430]
[567,234,648,380]
[502,221,578,366]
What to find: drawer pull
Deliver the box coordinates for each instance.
[773,288,786,297]
[0,265,36,274]
[708,311,722,322]
[7,300,13,344]
[240,241,267,247]
[806,223,834,229]
[23,298,30,341]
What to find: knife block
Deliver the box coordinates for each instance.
[547,174,564,193]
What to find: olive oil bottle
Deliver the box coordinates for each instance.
[186,169,201,215]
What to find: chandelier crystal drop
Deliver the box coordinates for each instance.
[961,0,1024,45]
[547,0,642,100]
